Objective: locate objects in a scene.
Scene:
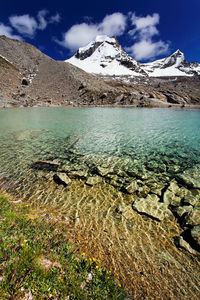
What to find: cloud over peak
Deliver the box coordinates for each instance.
[127,12,169,60]
[56,12,126,51]
[57,11,169,61]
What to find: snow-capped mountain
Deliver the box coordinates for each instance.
[66,35,146,76]
[141,50,200,77]
[66,35,200,78]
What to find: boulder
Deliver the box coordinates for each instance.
[115,94,124,103]
[190,225,200,247]
[132,198,173,221]
[21,78,29,85]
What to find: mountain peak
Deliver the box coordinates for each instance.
[94,35,116,43]
[66,35,146,76]
[173,49,184,55]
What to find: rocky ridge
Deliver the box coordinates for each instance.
[0,35,200,107]
[67,35,200,78]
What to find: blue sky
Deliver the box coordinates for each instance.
[1,0,200,62]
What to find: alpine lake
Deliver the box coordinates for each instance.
[0,107,200,298]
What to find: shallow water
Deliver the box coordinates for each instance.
[0,107,200,298]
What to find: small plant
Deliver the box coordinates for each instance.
[0,194,127,299]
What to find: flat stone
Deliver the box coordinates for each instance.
[190,225,200,247]
[184,208,200,226]
[132,198,173,221]
[31,160,59,171]
[86,175,103,186]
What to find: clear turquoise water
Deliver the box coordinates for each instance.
[0,107,200,175]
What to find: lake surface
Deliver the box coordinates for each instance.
[0,107,200,298]
[0,107,200,172]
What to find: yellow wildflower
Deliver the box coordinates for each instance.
[118,283,121,288]
[92,257,96,262]
[82,252,86,256]
[89,258,92,262]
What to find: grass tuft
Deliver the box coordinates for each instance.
[0,194,127,299]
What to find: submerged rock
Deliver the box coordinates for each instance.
[86,175,103,186]
[132,198,173,221]
[68,169,88,179]
[184,208,200,226]
[163,182,184,206]
[174,205,193,218]
[183,189,200,207]
[176,165,200,189]
[190,225,200,247]
[125,181,139,194]
[97,166,112,176]
[176,236,197,255]
[53,173,71,186]
[31,160,59,171]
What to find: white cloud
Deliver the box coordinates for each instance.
[126,13,169,60]
[9,14,38,37]
[49,12,61,24]
[126,40,169,61]
[58,23,99,50]
[37,9,48,30]
[0,23,22,40]
[56,12,126,51]
[9,10,61,38]
[99,13,126,37]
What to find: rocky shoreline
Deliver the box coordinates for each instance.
[29,144,200,255]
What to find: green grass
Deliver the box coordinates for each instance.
[0,194,127,299]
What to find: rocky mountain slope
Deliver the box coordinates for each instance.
[67,35,200,78]
[0,35,200,107]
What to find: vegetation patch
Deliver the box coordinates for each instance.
[0,193,127,299]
